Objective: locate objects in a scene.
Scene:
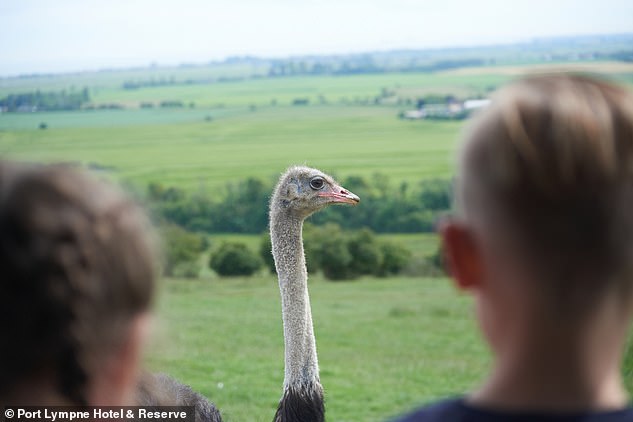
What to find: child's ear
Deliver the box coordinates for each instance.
[439,219,485,292]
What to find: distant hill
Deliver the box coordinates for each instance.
[2,33,632,84]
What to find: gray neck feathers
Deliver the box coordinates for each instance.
[270,205,320,389]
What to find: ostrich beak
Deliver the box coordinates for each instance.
[318,186,360,205]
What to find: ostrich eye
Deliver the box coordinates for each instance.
[309,177,325,190]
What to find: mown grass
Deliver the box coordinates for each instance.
[145,277,487,422]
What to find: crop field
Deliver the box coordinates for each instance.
[146,277,488,422]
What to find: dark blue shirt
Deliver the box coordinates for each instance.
[393,398,633,421]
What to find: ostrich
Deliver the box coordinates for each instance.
[270,166,360,422]
[135,166,357,422]
[136,372,222,421]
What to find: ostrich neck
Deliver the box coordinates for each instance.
[271,208,319,388]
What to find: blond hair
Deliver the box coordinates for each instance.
[458,74,633,305]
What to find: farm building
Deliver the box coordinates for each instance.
[401,98,490,120]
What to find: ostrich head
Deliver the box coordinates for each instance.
[272,166,359,218]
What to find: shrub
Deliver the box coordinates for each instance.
[306,223,373,280]
[428,245,445,274]
[307,224,415,280]
[160,223,206,277]
[302,223,353,280]
[419,179,452,211]
[261,223,415,280]
[160,100,184,108]
[303,223,339,275]
[318,233,353,280]
[210,242,263,276]
[347,228,383,276]
[378,241,412,276]
[292,98,309,106]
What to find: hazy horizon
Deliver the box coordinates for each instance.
[2,0,633,77]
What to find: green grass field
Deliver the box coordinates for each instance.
[2,62,632,192]
[146,277,487,422]
[2,61,631,107]
[0,105,462,191]
[148,274,633,422]
[90,72,505,108]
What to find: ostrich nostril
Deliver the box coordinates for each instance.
[341,189,348,194]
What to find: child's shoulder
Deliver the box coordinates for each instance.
[391,397,633,422]
[390,397,465,421]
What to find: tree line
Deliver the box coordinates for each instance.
[116,45,633,91]
[267,58,486,77]
[153,174,450,280]
[0,88,90,112]
[147,174,452,235]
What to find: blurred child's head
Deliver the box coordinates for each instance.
[0,161,156,405]
[442,75,633,349]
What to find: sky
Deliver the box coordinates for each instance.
[1,0,632,76]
